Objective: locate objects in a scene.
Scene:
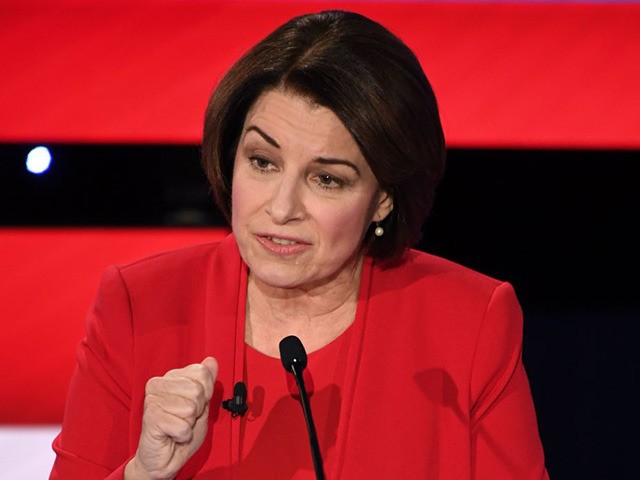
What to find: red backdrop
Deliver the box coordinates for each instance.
[1,0,639,149]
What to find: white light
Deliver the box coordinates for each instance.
[26,146,52,174]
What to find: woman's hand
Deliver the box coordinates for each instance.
[124,357,219,480]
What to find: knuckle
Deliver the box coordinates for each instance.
[186,378,205,399]
[183,398,198,418]
[165,367,184,377]
[144,376,163,394]
[143,394,162,412]
[176,421,193,442]
[191,364,212,383]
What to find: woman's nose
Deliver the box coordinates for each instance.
[267,176,305,224]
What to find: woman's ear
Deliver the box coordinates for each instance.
[373,190,394,222]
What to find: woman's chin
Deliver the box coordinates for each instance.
[249,266,310,291]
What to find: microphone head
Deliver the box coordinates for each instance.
[233,381,247,399]
[279,335,308,373]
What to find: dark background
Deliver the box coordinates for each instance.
[2,144,638,478]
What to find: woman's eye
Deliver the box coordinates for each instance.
[314,173,343,189]
[249,156,274,172]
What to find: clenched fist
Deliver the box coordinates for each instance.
[124,357,219,480]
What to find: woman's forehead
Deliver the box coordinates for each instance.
[242,90,358,152]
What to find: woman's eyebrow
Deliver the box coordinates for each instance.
[245,125,361,176]
[245,125,280,148]
[314,158,361,176]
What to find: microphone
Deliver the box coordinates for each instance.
[222,381,248,418]
[279,335,325,480]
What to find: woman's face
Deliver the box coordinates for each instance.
[231,89,392,292]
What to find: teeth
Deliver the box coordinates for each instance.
[269,237,297,245]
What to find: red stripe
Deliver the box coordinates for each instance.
[1,2,638,147]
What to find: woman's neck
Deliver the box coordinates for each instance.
[244,258,363,358]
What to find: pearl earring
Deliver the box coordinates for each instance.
[374,222,384,237]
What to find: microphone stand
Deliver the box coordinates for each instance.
[290,362,326,480]
[280,335,326,480]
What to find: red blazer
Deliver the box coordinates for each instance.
[50,234,549,479]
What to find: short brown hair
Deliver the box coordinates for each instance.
[202,10,445,261]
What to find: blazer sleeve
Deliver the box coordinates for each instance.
[469,282,549,480]
[50,265,136,480]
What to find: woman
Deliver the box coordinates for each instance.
[50,10,548,480]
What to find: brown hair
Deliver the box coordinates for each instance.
[202,10,445,261]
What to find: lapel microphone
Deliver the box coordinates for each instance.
[222,381,248,418]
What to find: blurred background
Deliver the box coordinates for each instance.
[1,1,638,478]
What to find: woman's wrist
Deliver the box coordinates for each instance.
[123,457,145,480]
[124,456,172,480]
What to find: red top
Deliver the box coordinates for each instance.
[50,234,548,479]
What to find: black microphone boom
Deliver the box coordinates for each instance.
[279,335,326,480]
